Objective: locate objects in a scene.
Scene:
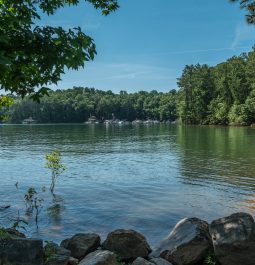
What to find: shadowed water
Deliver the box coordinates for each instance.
[0,124,255,246]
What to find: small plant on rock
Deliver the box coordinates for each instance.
[44,241,57,264]
[116,256,129,265]
[45,150,66,193]
[204,252,217,265]
[0,228,11,238]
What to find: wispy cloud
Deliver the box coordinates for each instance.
[50,62,178,92]
[231,22,255,49]
[126,45,252,59]
[162,46,251,55]
[104,63,177,80]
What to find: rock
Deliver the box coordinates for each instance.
[0,205,10,211]
[61,238,71,249]
[0,237,43,265]
[210,212,255,265]
[103,229,151,260]
[150,258,173,265]
[44,242,71,265]
[151,218,211,265]
[5,228,26,238]
[66,233,100,260]
[132,257,154,265]
[68,257,79,265]
[78,250,118,265]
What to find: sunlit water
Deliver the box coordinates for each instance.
[0,124,255,246]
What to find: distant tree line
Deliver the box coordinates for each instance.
[7,88,177,123]
[5,47,255,126]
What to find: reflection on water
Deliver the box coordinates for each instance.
[0,124,255,246]
[176,126,255,190]
[47,194,65,225]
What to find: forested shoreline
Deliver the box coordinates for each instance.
[4,48,255,125]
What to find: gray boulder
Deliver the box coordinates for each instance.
[44,242,71,265]
[210,212,255,265]
[103,229,151,260]
[132,257,154,265]
[78,250,118,265]
[68,257,79,265]
[150,258,173,265]
[65,234,100,260]
[4,228,26,238]
[60,238,70,249]
[151,218,211,265]
[0,237,43,265]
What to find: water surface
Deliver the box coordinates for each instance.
[0,124,255,246]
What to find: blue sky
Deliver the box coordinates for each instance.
[42,0,255,92]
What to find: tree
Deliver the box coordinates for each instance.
[230,0,255,24]
[0,0,119,101]
[177,64,214,124]
[45,150,66,193]
[176,48,255,126]
[0,95,13,122]
[8,87,180,123]
[228,103,252,125]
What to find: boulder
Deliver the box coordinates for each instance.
[210,212,255,265]
[151,218,211,265]
[0,227,26,239]
[68,257,79,265]
[103,229,151,260]
[78,250,118,265]
[0,205,10,211]
[150,258,173,265]
[66,233,100,260]
[0,237,43,265]
[60,238,70,249]
[44,242,71,265]
[132,257,154,265]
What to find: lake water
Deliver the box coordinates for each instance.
[0,124,255,246]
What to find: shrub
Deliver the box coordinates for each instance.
[45,150,66,193]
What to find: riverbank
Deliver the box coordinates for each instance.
[2,121,255,128]
[1,212,254,265]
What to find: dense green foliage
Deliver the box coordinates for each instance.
[0,0,118,100]
[178,47,255,125]
[8,88,178,123]
[0,95,13,121]
[6,47,255,126]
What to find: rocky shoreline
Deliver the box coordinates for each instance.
[0,212,255,265]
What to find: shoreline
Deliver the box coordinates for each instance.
[1,122,255,128]
[1,212,255,265]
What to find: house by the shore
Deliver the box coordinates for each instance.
[22,117,37,124]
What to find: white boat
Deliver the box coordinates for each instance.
[22,117,36,124]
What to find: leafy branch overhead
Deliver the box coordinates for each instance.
[231,0,255,24]
[0,0,253,103]
[0,0,119,101]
